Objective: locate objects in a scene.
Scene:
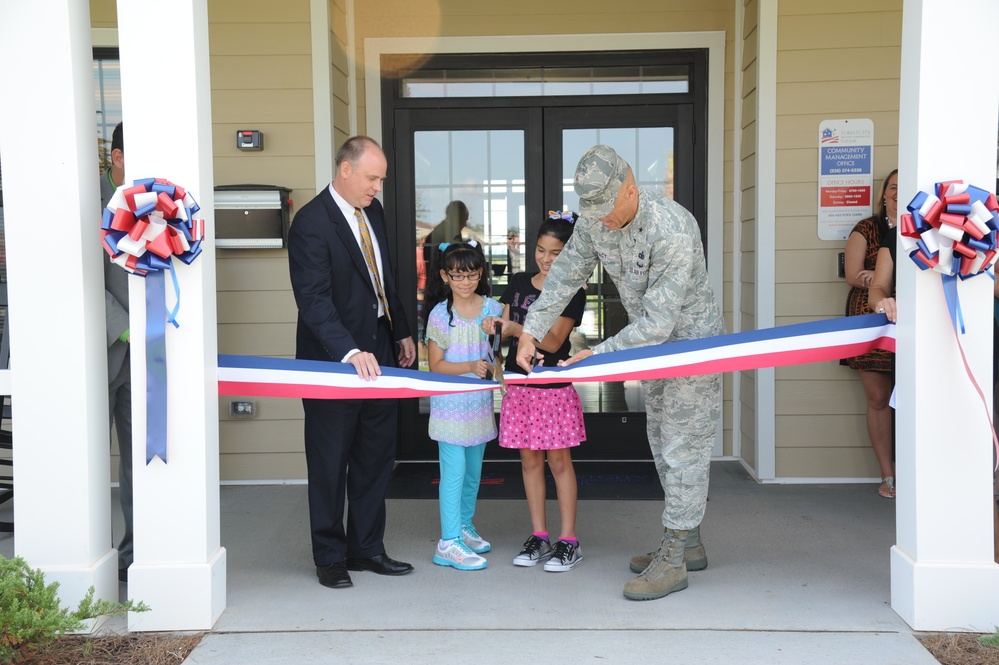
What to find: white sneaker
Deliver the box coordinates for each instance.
[462,524,491,554]
[544,540,582,572]
[433,538,488,571]
[512,535,553,567]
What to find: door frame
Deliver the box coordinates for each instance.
[390,104,697,461]
[364,33,726,459]
[391,106,544,327]
[364,32,725,303]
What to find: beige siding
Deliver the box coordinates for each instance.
[220,419,304,454]
[207,0,316,481]
[720,28,737,455]
[221,452,308,481]
[89,0,116,27]
[776,215,832,250]
[776,446,881,479]
[738,0,759,472]
[219,323,297,357]
[332,0,352,146]
[776,415,873,477]
[773,0,901,478]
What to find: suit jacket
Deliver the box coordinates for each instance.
[101,171,130,382]
[288,188,411,363]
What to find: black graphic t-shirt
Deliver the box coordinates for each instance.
[500,271,586,388]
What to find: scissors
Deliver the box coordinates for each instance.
[486,321,506,394]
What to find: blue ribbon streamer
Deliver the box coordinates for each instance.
[941,272,966,335]
[145,270,168,463]
[166,262,181,329]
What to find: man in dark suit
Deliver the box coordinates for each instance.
[101,121,134,583]
[288,136,416,589]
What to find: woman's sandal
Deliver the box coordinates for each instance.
[879,476,895,499]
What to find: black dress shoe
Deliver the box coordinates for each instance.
[316,562,353,588]
[345,553,414,576]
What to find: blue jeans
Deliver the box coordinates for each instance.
[437,441,486,540]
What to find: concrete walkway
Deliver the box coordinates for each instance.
[0,461,940,664]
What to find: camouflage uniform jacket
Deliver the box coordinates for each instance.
[523,188,724,352]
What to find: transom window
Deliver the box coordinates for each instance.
[401,63,689,98]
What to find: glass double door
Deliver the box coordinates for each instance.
[390,102,696,461]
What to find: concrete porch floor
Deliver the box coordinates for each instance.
[0,461,940,664]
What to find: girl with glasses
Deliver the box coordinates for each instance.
[424,241,503,570]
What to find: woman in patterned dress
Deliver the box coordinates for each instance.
[844,169,897,498]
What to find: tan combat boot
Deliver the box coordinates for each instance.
[623,528,689,601]
[629,524,707,573]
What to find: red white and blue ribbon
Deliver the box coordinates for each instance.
[901,180,999,465]
[102,178,205,464]
[219,313,895,397]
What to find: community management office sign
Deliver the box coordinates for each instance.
[817,119,874,241]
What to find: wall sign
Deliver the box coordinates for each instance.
[817,118,874,241]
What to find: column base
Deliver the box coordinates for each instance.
[39,548,118,633]
[891,545,999,631]
[126,547,226,631]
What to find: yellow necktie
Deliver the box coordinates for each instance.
[354,208,392,326]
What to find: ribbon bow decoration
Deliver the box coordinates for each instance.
[548,210,575,223]
[101,178,206,464]
[900,180,998,332]
[900,179,999,466]
[101,178,204,275]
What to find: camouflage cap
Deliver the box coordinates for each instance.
[574,145,628,220]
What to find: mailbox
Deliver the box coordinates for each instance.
[214,184,291,249]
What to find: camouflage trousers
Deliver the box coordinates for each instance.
[642,371,722,530]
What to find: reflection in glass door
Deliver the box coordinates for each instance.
[390,105,698,461]
[412,129,525,380]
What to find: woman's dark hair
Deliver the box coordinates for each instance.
[423,241,490,334]
[873,169,898,238]
[537,210,578,244]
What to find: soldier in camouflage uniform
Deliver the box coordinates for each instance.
[515,144,724,601]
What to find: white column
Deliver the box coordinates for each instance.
[893,0,999,631]
[117,0,226,631]
[755,0,779,479]
[0,1,118,608]
[310,0,335,190]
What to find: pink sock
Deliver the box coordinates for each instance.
[533,531,549,541]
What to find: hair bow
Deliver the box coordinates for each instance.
[439,240,479,251]
[548,210,575,223]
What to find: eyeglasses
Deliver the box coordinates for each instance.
[447,272,481,282]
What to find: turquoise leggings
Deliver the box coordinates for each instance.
[437,441,486,541]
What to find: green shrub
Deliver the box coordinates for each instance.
[980,627,999,649]
[0,555,148,662]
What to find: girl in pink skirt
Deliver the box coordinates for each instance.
[481,211,587,572]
